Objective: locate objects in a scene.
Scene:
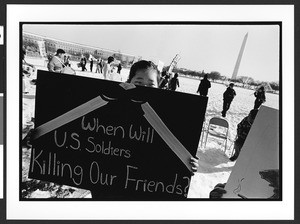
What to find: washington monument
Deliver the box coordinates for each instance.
[231,32,248,79]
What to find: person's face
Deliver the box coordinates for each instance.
[130,69,158,88]
[58,53,64,60]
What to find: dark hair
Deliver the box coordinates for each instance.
[174,73,179,78]
[108,56,114,64]
[127,60,160,84]
[249,109,259,120]
[259,86,265,91]
[56,49,65,55]
[204,74,208,79]
[229,83,234,87]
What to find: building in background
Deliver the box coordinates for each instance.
[22,32,137,67]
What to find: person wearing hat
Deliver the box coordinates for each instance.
[253,86,266,109]
[221,83,236,117]
[47,48,66,73]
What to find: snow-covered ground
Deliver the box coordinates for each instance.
[22,57,279,199]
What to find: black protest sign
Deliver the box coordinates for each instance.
[29,70,207,200]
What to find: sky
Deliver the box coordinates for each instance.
[23,24,280,82]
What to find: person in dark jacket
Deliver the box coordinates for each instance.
[229,109,259,161]
[90,58,94,72]
[80,57,87,71]
[117,63,122,74]
[197,74,211,96]
[221,83,236,117]
[169,73,180,91]
[254,86,266,109]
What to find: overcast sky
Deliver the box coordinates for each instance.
[23,24,280,82]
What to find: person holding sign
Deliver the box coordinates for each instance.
[29,60,204,200]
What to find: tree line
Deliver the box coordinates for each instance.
[164,66,279,92]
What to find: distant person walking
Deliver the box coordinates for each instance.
[169,73,180,91]
[103,56,114,80]
[80,57,87,71]
[99,58,104,73]
[117,63,122,74]
[196,74,211,96]
[90,58,94,72]
[47,49,66,73]
[221,83,236,117]
[253,86,266,109]
[95,58,101,73]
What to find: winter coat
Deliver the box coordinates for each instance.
[197,78,211,96]
[254,90,266,102]
[223,87,236,101]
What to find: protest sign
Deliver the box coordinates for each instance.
[224,106,280,199]
[29,70,207,200]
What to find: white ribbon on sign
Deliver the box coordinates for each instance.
[32,95,108,140]
[141,102,193,172]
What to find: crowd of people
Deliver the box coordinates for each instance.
[46,49,125,81]
[158,71,180,91]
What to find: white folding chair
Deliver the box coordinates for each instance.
[203,117,229,152]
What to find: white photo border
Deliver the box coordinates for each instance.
[7,4,294,220]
